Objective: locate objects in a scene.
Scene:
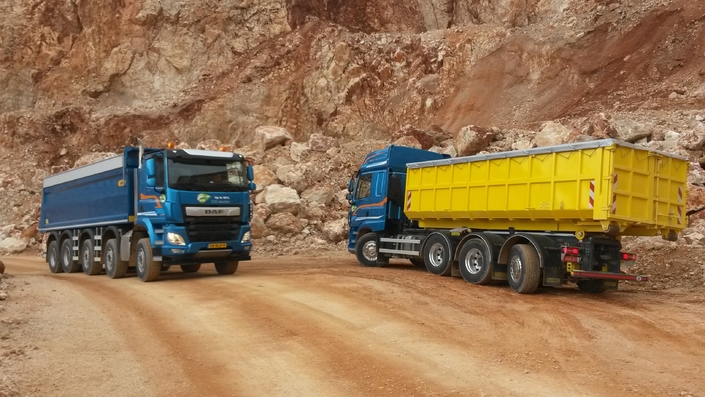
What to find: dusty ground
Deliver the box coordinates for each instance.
[1,254,704,397]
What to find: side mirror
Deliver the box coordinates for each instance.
[247,165,254,181]
[347,179,354,192]
[145,158,156,187]
[145,158,155,178]
[249,182,257,191]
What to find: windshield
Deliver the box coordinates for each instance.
[168,158,248,192]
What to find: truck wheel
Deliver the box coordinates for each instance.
[577,280,606,293]
[60,239,81,273]
[47,240,63,274]
[81,239,102,276]
[355,233,387,267]
[135,238,161,282]
[423,234,452,276]
[507,244,541,294]
[180,264,201,273]
[409,258,425,268]
[459,239,493,285]
[215,261,238,275]
[104,239,128,279]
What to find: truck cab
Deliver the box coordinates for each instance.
[138,146,255,268]
[346,146,449,258]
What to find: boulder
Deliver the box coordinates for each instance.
[275,165,307,193]
[393,135,422,149]
[0,237,28,255]
[266,212,304,235]
[290,142,310,162]
[302,186,337,205]
[250,204,272,238]
[252,165,278,192]
[308,133,337,152]
[255,126,292,150]
[534,121,571,147]
[678,131,705,150]
[606,119,654,143]
[323,218,348,243]
[455,125,495,156]
[256,184,300,213]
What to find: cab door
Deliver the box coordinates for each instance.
[348,170,387,244]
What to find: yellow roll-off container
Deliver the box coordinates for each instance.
[405,139,688,240]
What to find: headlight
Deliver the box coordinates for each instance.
[241,231,251,243]
[167,232,186,245]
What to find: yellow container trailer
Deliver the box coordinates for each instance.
[346,139,688,294]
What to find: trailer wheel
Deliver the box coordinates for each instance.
[355,233,387,267]
[215,261,239,275]
[81,239,102,276]
[459,239,493,285]
[135,238,161,282]
[577,280,606,294]
[47,240,63,274]
[60,239,81,273]
[507,244,540,294]
[423,234,452,276]
[180,264,201,273]
[104,239,128,279]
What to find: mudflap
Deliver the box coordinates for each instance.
[491,263,507,281]
[603,280,619,291]
[542,261,563,287]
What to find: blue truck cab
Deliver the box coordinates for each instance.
[346,145,449,264]
[40,144,256,282]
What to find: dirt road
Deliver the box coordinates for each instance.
[1,254,704,397]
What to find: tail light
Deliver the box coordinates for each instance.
[621,252,636,261]
[561,246,580,262]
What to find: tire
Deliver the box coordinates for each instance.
[60,239,81,273]
[423,234,452,276]
[161,264,171,272]
[507,244,541,294]
[81,239,102,276]
[577,280,606,293]
[215,261,239,275]
[104,239,128,279]
[409,258,426,268]
[458,239,493,285]
[47,240,63,274]
[355,233,387,267]
[180,264,201,273]
[135,238,161,282]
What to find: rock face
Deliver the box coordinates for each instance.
[2,0,705,265]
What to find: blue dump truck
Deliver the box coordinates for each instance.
[40,143,256,282]
[347,141,689,293]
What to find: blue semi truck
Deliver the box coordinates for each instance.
[347,142,686,293]
[39,143,256,282]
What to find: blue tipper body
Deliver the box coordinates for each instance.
[40,145,255,279]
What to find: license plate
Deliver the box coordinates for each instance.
[208,243,227,249]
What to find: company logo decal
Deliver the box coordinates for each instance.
[197,193,211,203]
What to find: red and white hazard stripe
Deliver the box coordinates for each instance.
[678,186,683,224]
[406,191,412,211]
[588,180,595,209]
[611,173,618,214]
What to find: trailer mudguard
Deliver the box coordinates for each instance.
[499,233,564,287]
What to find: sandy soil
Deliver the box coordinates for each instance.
[1,254,704,397]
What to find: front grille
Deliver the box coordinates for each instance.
[184,217,241,242]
